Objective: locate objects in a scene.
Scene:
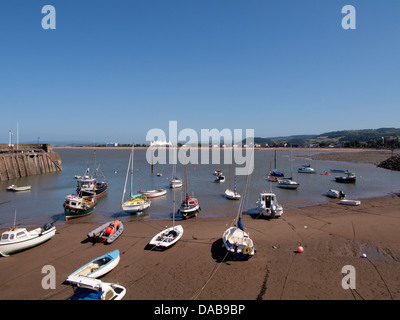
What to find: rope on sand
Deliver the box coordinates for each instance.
[191,250,230,300]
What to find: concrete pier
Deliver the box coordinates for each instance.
[0,143,62,181]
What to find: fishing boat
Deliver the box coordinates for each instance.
[87,220,124,244]
[6,185,31,192]
[0,221,56,257]
[149,187,183,249]
[76,170,108,199]
[178,160,200,219]
[335,172,356,183]
[66,276,126,300]
[340,199,361,206]
[256,191,283,218]
[63,194,96,220]
[214,169,222,176]
[222,149,255,261]
[121,145,151,213]
[278,177,299,190]
[67,250,120,279]
[139,189,167,198]
[326,189,346,199]
[298,164,316,173]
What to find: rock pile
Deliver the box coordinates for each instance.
[377,155,400,171]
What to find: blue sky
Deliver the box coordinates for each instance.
[1,1,399,144]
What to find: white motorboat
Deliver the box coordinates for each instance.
[170,178,183,188]
[340,199,361,206]
[139,189,167,198]
[67,250,120,279]
[256,192,283,218]
[0,223,56,257]
[298,164,316,173]
[278,178,299,189]
[6,185,31,192]
[326,189,346,199]
[214,175,225,183]
[121,146,151,213]
[66,276,126,300]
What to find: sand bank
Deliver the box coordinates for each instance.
[1,193,399,300]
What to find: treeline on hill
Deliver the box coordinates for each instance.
[253,128,400,148]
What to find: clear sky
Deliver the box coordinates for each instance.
[1,1,399,144]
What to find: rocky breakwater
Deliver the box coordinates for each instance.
[0,144,62,181]
[377,154,400,171]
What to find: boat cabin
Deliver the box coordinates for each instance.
[0,228,30,243]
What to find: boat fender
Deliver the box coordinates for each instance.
[243,246,253,255]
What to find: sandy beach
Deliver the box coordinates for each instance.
[1,149,399,301]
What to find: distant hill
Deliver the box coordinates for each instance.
[251,128,400,146]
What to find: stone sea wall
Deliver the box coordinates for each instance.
[0,144,62,181]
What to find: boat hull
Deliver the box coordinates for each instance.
[64,206,95,220]
[121,199,150,213]
[149,225,183,249]
[0,226,56,256]
[222,227,255,260]
[67,250,120,279]
[139,189,167,198]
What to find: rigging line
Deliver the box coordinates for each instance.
[279,252,296,300]
[366,258,394,300]
[191,250,230,300]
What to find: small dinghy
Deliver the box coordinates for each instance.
[67,250,120,279]
[87,220,123,244]
[340,199,361,206]
[6,185,31,192]
[139,189,167,198]
[326,189,346,199]
[149,225,184,249]
[66,276,126,300]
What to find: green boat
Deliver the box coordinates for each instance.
[63,194,96,220]
[335,172,356,183]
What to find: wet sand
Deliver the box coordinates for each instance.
[1,193,399,300]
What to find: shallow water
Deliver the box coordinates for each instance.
[1,148,400,227]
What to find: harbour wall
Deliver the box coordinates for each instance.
[0,144,62,181]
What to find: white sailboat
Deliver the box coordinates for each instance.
[225,166,240,200]
[149,188,183,249]
[222,149,255,260]
[121,145,150,213]
[278,150,299,190]
[170,145,183,188]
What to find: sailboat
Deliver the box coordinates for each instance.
[222,149,255,260]
[149,188,183,249]
[225,166,241,200]
[170,145,183,188]
[269,150,284,177]
[177,159,200,219]
[121,145,150,213]
[278,150,299,190]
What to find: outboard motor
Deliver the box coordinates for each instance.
[43,223,52,231]
[270,204,276,218]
